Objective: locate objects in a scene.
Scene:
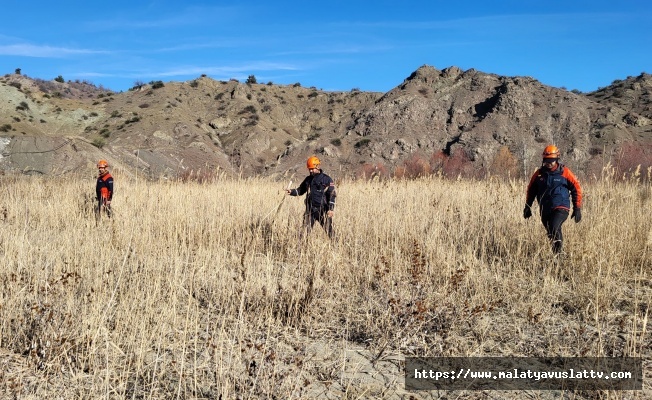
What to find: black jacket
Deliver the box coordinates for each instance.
[96,173,114,201]
[290,170,336,211]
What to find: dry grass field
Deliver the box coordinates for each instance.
[0,169,650,399]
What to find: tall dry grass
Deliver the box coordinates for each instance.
[0,171,649,399]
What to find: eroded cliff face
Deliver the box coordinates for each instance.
[1,67,650,179]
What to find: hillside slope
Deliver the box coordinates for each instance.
[1,67,650,179]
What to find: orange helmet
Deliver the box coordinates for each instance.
[542,145,560,159]
[306,156,320,169]
[97,160,109,168]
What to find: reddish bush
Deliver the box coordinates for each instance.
[613,142,652,180]
[429,151,448,173]
[402,152,431,178]
[489,146,520,179]
[441,148,475,179]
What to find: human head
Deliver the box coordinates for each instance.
[306,156,320,173]
[541,145,559,169]
[97,159,109,175]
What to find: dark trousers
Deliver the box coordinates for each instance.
[541,209,568,253]
[303,207,334,239]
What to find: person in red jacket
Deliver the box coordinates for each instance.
[96,160,114,218]
[524,145,582,254]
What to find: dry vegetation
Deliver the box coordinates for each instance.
[0,169,650,399]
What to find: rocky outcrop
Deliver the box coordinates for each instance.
[0,67,650,179]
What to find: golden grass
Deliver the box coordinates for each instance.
[0,172,650,399]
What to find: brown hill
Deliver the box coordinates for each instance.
[1,66,651,180]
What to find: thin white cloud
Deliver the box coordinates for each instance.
[0,44,108,58]
[328,12,628,31]
[150,62,299,78]
[153,40,250,52]
[72,62,299,80]
[271,44,394,57]
[84,5,241,31]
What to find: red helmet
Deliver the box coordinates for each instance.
[542,145,560,159]
[97,160,109,168]
[306,156,320,169]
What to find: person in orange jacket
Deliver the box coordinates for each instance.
[96,160,114,218]
[524,145,582,254]
[286,156,336,238]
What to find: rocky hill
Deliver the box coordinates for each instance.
[1,66,651,180]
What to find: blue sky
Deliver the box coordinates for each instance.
[1,1,650,93]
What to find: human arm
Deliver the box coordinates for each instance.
[106,176,114,201]
[287,176,309,196]
[523,170,539,218]
[563,168,582,222]
[325,177,336,213]
[562,168,582,209]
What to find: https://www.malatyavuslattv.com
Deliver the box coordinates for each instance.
[405,357,642,391]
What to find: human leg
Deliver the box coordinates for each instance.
[318,211,334,239]
[542,209,568,253]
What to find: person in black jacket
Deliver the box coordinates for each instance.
[286,156,336,238]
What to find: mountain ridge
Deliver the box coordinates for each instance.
[1,65,650,180]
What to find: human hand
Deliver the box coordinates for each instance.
[571,208,581,223]
[327,210,334,218]
[523,205,532,219]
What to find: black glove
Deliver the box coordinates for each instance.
[571,208,581,223]
[523,205,532,219]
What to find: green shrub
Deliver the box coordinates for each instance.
[355,138,371,148]
[91,138,106,148]
[54,75,65,83]
[239,105,256,114]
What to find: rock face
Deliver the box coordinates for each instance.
[0,67,650,179]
